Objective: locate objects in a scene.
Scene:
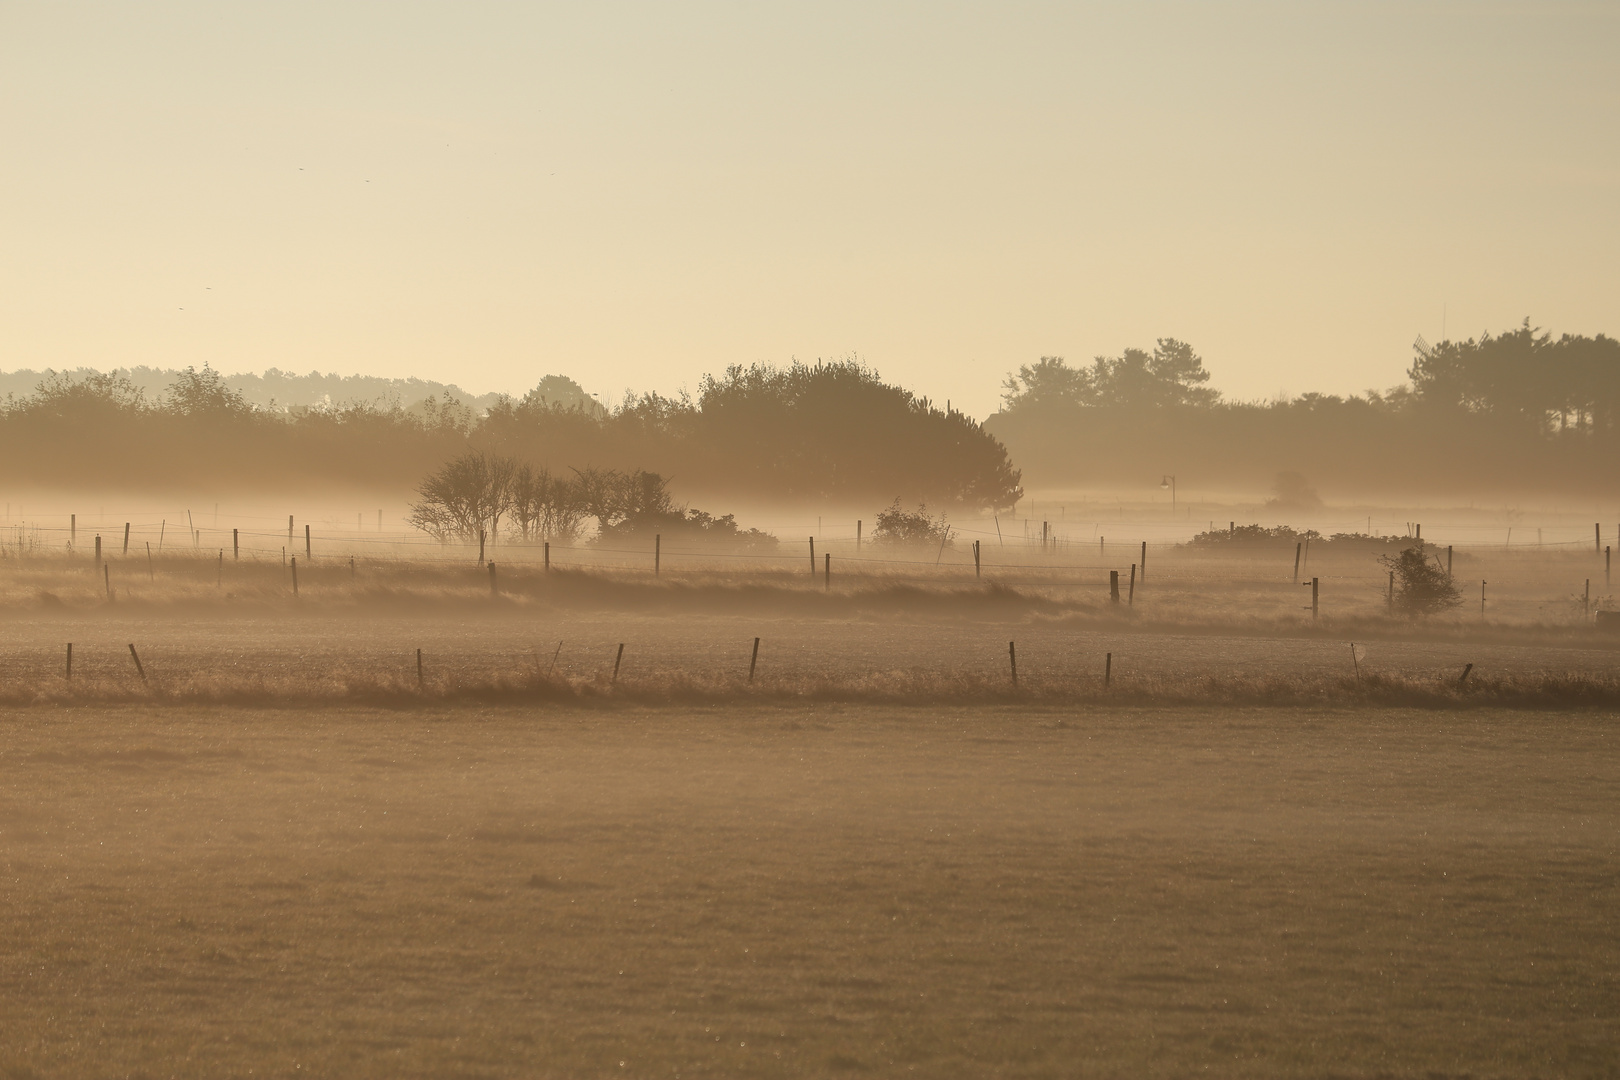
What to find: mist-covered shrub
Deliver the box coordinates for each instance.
[1185,525,1411,550]
[871,499,954,548]
[597,507,778,553]
[1186,524,1320,547]
[1381,542,1461,616]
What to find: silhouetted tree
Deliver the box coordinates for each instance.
[164,365,253,419]
[1409,319,1620,439]
[1000,339,1217,413]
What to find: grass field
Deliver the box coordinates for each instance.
[2,700,1616,1078]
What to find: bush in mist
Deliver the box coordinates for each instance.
[871,499,954,549]
[575,468,778,551]
[1188,524,1320,547]
[1186,524,1410,550]
[1381,543,1462,616]
[597,507,779,552]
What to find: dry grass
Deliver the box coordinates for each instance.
[4,542,1614,619]
[1,700,1616,1078]
[6,665,1620,712]
[1,540,1615,1076]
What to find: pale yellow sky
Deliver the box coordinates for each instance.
[2,2,1616,418]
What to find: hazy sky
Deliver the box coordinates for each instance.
[3,2,1616,418]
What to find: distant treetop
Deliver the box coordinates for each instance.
[1000,338,1217,414]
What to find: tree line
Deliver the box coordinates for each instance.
[0,360,1022,510]
[991,322,1620,497]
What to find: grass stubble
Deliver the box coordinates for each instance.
[1,699,1616,1079]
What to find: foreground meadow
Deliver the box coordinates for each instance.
[1,701,1615,1078]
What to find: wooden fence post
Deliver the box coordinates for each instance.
[1293,542,1302,584]
[416,648,424,688]
[655,534,661,576]
[544,541,550,571]
[305,524,311,559]
[1447,545,1453,580]
[856,520,862,550]
[1311,577,1319,619]
[65,643,72,682]
[1104,652,1111,687]
[974,539,981,579]
[809,536,816,574]
[123,522,130,555]
[288,515,294,546]
[478,528,486,565]
[612,643,625,684]
[94,535,101,567]
[128,644,146,682]
[71,514,76,547]
[291,556,299,596]
[824,552,830,590]
[748,637,760,682]
[1140,540,1147,582]
[233,528,239,559]
[1008,641,1017,688]
[104,563,110,600]
[1110,570,1120,603]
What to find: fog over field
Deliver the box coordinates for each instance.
[4,3,1619,1078]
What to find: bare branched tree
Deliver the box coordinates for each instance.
[509,464,590,542]
[407,451,515,543]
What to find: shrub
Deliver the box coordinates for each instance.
[1380,542,1461,616]
[871,499,953,548]
[597,507,778,553]
[1184,525,1410,550]
[1187,524,1319,547]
